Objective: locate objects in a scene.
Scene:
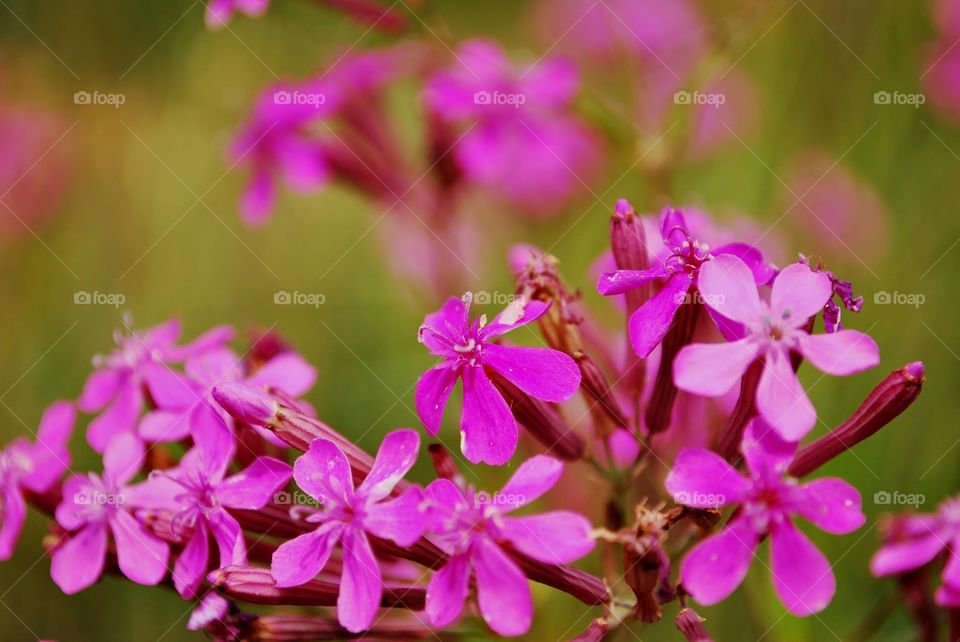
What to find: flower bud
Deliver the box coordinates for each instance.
[789,362,924,477]
[645,299,700,434]
[250,615,431,641]
[676,607,713,641]
[570,618,610,641]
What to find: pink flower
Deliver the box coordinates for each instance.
[424,455,595,636]
[270,430,426,633]
[415,293,581,465]
[674,255,879,440]
[666,420,865,615]
[924,37,960,122]
[136,408,292,598]
[871,496,960,606]
[205,0,269,30]
[139,346,315,443]
[51,434,170,594]
[77,319,233,452]
[425,39,602,214]
[597,207,774,358]
[0,401,74,560]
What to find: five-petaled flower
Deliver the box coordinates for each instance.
[0,401,74,560]
[597,207,773,358]
[415,293,581,465]
[52,433,170,594]
[424,455,595,636]
[270,430,426,633]
[136,406,292,598]
[674,254,880,440]
[666,419,865,615]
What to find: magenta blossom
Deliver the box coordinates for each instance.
[674,255,880,440]
[78,318,233,452]
[271,430,426,633]
[51,434,170,594]
[666,419,865,615]
[205,0,268,30]
[139,346,315,443]
[597,207,774,357]
[415,293,581,465]
[424,455,595,636]
[137,406,292,598]
[425,39,602,214]
[871,496,960,605]
[0,401,74,560]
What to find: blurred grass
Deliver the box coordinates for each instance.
[0,0,958,640]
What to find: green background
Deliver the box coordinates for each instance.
[0,0,955,639]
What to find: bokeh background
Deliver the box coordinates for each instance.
[0,0,957,640]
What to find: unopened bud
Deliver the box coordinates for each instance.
[676,608,713,641]
[427,443,464,484]
[789,362,924,477]
[570,618,610,642]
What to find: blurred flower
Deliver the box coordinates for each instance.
[271,431,425,633]
[424,455,594,635]
[424,39,603,215]
[77,318,233,452]
[52,434,170,594]
[674,256,879,440]
[783,151,889,264]
[0,108,71,239]
[934,0,960,38]
[0,401,74,560]
[136,408,291,598]
[667,419,865,615]
[415,293,581,465]
[206,0,269,30]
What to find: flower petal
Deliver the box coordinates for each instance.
[792,478,865,535]
[86,383,142,453]
[771,262,832,321]
[460,366,517,466]
[426,552,471,628]
[338,528,382,633]
[479,298,551,339]
[103,433,145,487]
[142,362,200,409]
[769,520,835,615]
[713,242,776,285]
[209,509,247,567]
[21,400,75,492]
[666,448,750,508]
[740,417,797,483]
[472,536,533,636]
[0,487,26,560]
[77,368,122,412]
[293,438,354,506]
[191,402,236,481]
[756,349,816,440]
[870,529,947,576]
[797,330,880,376]
[247,352,317,397]
[697,254,762,324]
[482,344,581,403]
[271,522,344,587]
[51,523,108,594]
[681,517,759,605]
[364,487,427,548]
[414,366,459,436]
[138,410,191,443]
[358,429,420,503]
[218,456,292,510]
[674,338,759,397]
[419,296,469,352]
[173,521,210,598]
[497,454,565,512]
[497,512,595,565]
[628,272,690,358]
[110,509,169,586]
[596,267,669,296]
